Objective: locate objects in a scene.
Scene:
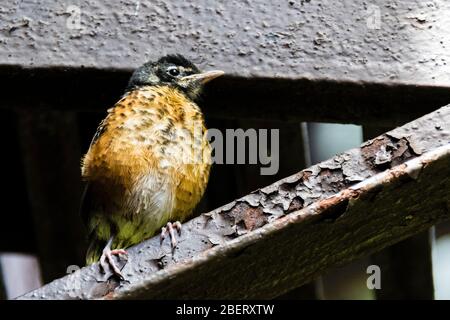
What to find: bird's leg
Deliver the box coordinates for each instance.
[99,237,128,280]
[160,221,182,249]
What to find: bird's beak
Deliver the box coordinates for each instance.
[180,70,225,85]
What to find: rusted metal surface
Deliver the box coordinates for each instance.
[18,105,450,300]
[2,1,450,125]
[234,119,319,299]
[1,0,450,86]
[363,126,435,300]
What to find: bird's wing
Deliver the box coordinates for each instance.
[86,92,130,150]
[88,119,107,150]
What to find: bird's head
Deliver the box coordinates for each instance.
[126,54,224,100]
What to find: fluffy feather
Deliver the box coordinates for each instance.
[81,85,211,263]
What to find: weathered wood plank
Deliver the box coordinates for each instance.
[18,105,450,299]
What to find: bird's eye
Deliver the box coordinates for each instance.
[167,67,180,77]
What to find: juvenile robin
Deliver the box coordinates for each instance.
[80,55,224,278]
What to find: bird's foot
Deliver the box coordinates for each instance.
[99,247,128,280]
[160,221,182,249]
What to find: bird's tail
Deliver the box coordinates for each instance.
[85,238,105,265]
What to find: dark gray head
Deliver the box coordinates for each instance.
[126,54,224,100]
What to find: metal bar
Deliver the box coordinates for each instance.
[363,126,435,299]
[371,231,434,299]
[0,110,35,253]
[306,122,369,300]
[18,105,450,299]
[17,110,87,283]
[1,0,450,86]
[0,261,6,300]
[2,0,450,126]
[1,67,450,126]
[234,119,318,299]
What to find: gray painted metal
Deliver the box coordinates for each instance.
[1,0,450,86]
[18,104,450,299]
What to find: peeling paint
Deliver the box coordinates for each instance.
[17,105,450,300]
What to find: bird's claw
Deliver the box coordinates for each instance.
[160,221,182,249]
[99,247,128,280]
